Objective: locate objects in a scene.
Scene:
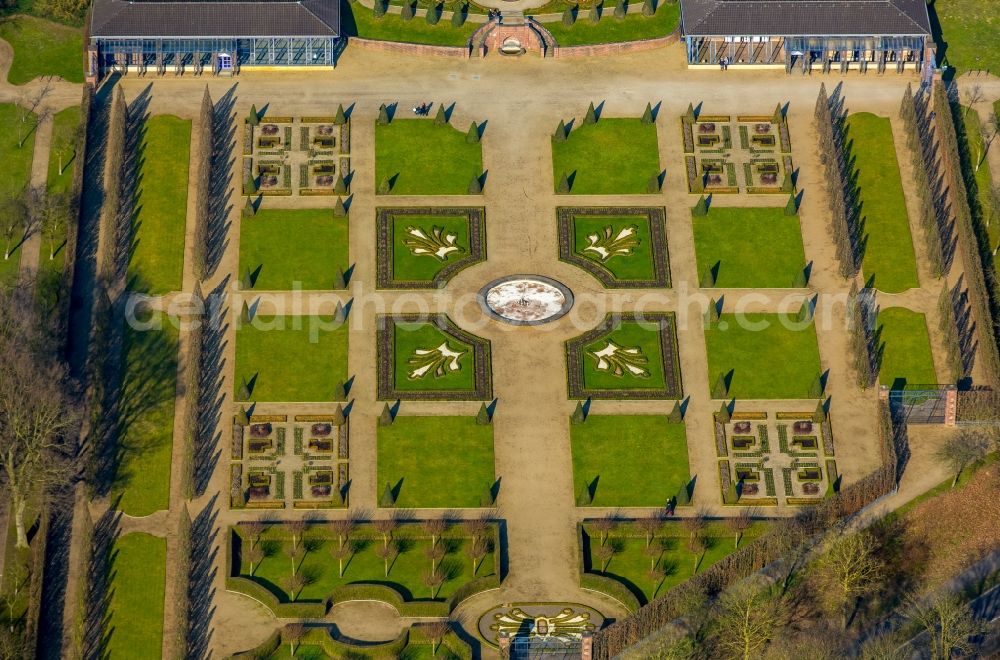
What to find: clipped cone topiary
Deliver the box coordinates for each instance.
[333,195,347,217]
[584,101,597,124]
[400,0,414,19]
[641,101,654,125]
[334,172,347,194]
[373,0,387,17]
[809,374,825,398]
[476,402,491,425]
[813,399,827,423]
[557,172,571,194]
[784,192,797,216]
[466,122,480,144]
[377,103,390,125]
[237,377,252,401]
[726,480,739,504]
[781,172,794,193]
[641,0,654,16]
[332,301,346,324]
[571,400,586,424]
[334,103,347,125]
[712,372,728,399]
[554,119,567,142]
[717,403,731,424]
[479,487,496,507]
[245,176,258,195]
[562,6,574,25]
[588,3,600,22]
[793,264,809,288]
[242,196,256,218]
[235,405,250,426]
[378,402,393,426]
[426,2,441,24]
[248,104,259,126]
[700,267,716,288]
[434,103,447,125]
[577,485,593,506]
[614,0,626,19]
[332,403,346,425]
[692,195,708,216]
[333,381,346,402]
[676,482,691,506]
[380,483,396,507]
[241,268,255,290]
[707,297,721,322]
[773,102,784,124]
[468,176,482,194]
[378,177,391,195]
[451,2,467,26]
[667,400,683,423]
[333,267,347,290]
[683,102,696,124]
[240,300,252,324]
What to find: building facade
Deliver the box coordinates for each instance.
[679,0,934,73]
[87,0,342,82]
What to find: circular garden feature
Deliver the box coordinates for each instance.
[478,275,574,326]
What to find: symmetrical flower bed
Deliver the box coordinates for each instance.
[556,206,670,288]
[377,314,493,400]
[565,312,683,399]
[376,206,486,289]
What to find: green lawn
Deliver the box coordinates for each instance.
[240,529,496,603]
[961,107,998,270]
[0,242,24,288]
[268,645,327,660]
[114,311,178,517]
[542,2,680,46]
[570,415,689,507]
[107,533,166,659]
[391,213,472,282]
[931,0,1000,75]
[235,315,349,402]
[0,103,36,199]
[375,118,483,195]
[571,214,658,281]
[704,313,822,399]
[692,206,806,288]
[0,15,84,84]
[239,208,349,290]
[877,307,939,388]
[392,322,476,393]
[552,118,661,194]
[344,0,478,46]
[846,113,919,293]
[47,105,81,194]
[586,521,766,604]
[129,115,190,294]
[377,416,495,507]
[582,320,669,392]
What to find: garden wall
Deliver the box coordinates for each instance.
[553,30,678,58]
[347,36,470,58]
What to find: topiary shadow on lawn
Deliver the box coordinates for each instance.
[375,117,484,195]
[552,117,661,195]
[239,208,349,290]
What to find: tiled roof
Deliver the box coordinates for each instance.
[90,0,340,38]
[680,0,932,36]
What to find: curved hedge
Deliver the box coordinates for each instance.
[233,624,474,659]
[225,575,328,619]
[575,523,642,613]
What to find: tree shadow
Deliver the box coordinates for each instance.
[186,496,219,659]
[205,84,237,278]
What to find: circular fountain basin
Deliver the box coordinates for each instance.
[478,275,574,326]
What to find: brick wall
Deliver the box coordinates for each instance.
[553,30,679,57]
[484,24,545,54]
[347,36,470,58]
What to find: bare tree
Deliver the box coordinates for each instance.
[468,536,489,575]
[0,192,28,261]
[329,517,355,552]
[422,516,448,549]
[422,567,445,598]
[246,546,264,576]
[0,287,78,548]
[636,515,664,548]
[816,530,883,628]
[682,509,708,541]
[908,592,983,660]
[936,430,989,487]
[463,515,487,540]
[425,542,446,574]
[726,507,756,549]
[286,542,303,576]
[592,514,618,546]
[962,85,984,120]
[283,623,305,656]
[36,190,69,261]
[245,519,266,551]
[687,535,707,575]
[283,574,305,602]
[284,519,307,550]
[712,583,784,660]
[375,540,398,577]
[331,541,351,578]
[859,631,906,660]
[373,516,399,550]
[594,543,618,572]
[423,620,451,657]
[974,112,1000,172]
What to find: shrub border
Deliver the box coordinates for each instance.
[556,206,670,288]
[376,313,493,400]
[375,206,487,289]
[565,312,683,400]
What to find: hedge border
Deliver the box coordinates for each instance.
[376,313,493,400]
[575,523,642,613]
[565,312,683,400]
[375,206,487,289]
[556,206,671,288]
